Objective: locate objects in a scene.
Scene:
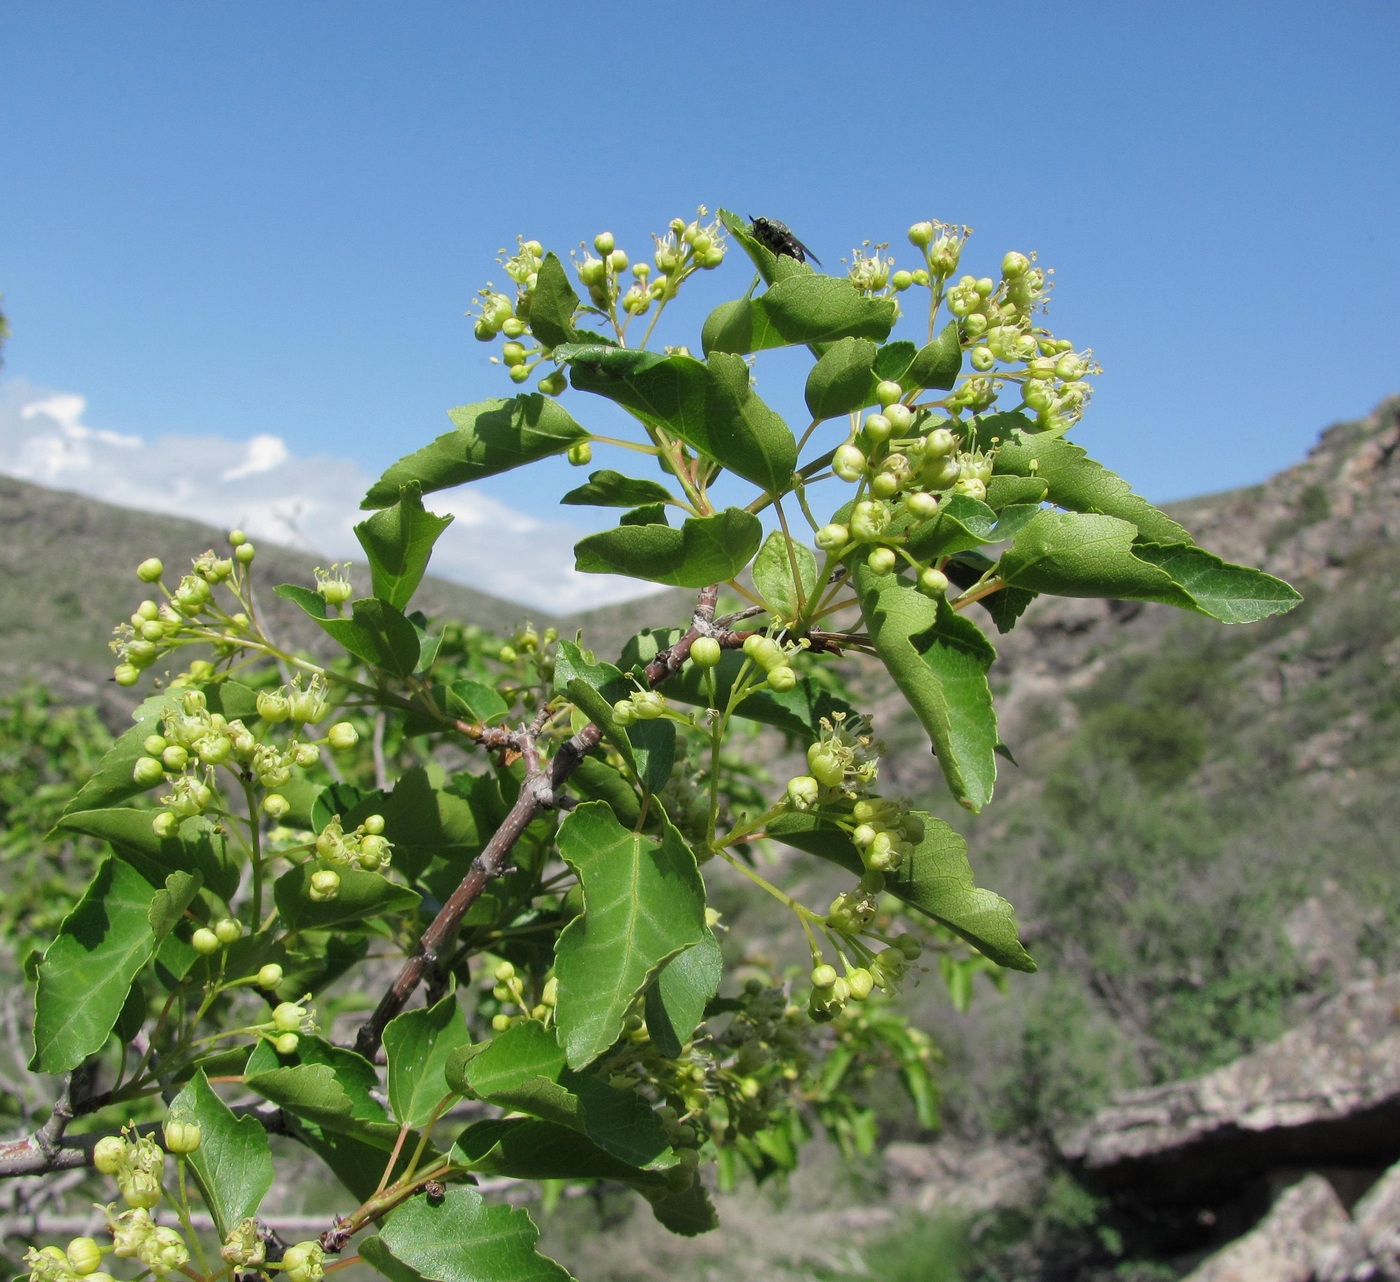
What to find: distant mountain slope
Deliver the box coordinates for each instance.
[0,474,690,714]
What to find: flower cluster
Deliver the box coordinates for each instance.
[808,930,923,1022]
[785,712,883,808]
[109,540,254,686]
[483,960,558,1033]
[310,813,393,899]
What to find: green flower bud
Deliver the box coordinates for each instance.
[953,476,987,502]
[326,721,358,750]
[690,636,722,668]
[891,269,914,291]
[907,221,934,247]
[137,558,164,583]
[923,456,961,489]
[870,469,902,499]
[66,1238,105,1276]
[213,918,242,944]
[262,792,290,819]
[919,567,950,595]
[846,968,875,1001]
[811,963,838,989]
[815,522,850,551]
[363,814,385,835]
[191,928,220,956]
[875,380,903,407]
[235,542,256,564]
[903,491,939,519]
[742,634,783,671]
[282,1243,325,1282]
[567,441,592,466]
[133,756,165,787]
[152,811,179,839]
[256,689,290,723]
[766,665,797,693]
[807,749,845,789]
[1001,251,1030,279]
[274,1032,300,1055]
[884,403,914,433]
[896,935,924,960]
[93,1135,127,1175]
[611,699,636,726]
[162,1119,201,1154]
[609,249,629,273]
[257,963,284,989]
[863,413,892,443]
[850,499,889,543]
[113,663,141,687]
[632,690,666,719]
[120,1170,162,1209]
[309,869,341,901]
[786,775,820,809]
[866,547,897,576]
[832,442,867,483]
[539,369,568,396]
[593,231,615,255]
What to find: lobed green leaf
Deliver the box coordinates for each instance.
[553,803,708,1068]
[855,566,999,812]
[383,991,472,1129]
[170,1070,275,1240]
[354,484,454,611]
[363,396,590,508]
[31,858,157,1072]
[574,508,762,588]
[560,469,677,509]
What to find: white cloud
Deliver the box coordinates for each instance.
[0,378,662,613]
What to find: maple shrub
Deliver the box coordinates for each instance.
[11,208,1300,1282]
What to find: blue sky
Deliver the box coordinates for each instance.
[2,2,1397,605]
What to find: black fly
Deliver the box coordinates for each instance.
[749,215,821,267]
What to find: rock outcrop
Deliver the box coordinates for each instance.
[1061,975,1400,1206]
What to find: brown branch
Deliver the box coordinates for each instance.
[352,584,722,1059]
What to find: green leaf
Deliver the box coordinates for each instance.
[717,208,808,285]
[553,803,708,1068]
[855,566,998,812]
[873,340,917,382]
[273,590,422,678]
[985,474,1048,510]
[645,931,723,1058]
[560,469,676,509]
[701,276,896,355]
[904,494,1001,561]
[993,433,1194,545]
[148,871,201,942]
[383,991,472,1129]
[363,396,590,508]
[455,1119,670,1191]
[903,321,963,391]
[369,1185,572,1282]
[444,680,510,726]
[56,810,240,903]
[768,812,1034,972]
[354,485,455,611]
[751,531,818,622]
[31,858,157,1072]
[61,694,172,816]
[804,337,879,420]
[649,1179,718,1237]
[982,584,1038,634]
[246,1037,397,1142]
[273,865,421,930]
[455,1020,671,1169]
[1129,542,1303,623]
[997,511,1300,622]
[528,252,580,350]
[169,1071,275,1239]
[619,502,668,527]
[574,508,762,588]
[556,345,796,493]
